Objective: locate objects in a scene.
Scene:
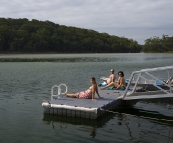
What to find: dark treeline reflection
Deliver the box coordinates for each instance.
[0,18,141,53]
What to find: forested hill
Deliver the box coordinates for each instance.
[143,35,173,53]
[0,18,141,53]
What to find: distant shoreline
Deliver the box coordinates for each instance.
[0,52,172,62]
[1,51,172,54]
[0,52,173,55]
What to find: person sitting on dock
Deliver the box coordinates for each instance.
[107,69,115,84]
[65,77,103,100]
[101,71,126,90]
[101,69,115,84]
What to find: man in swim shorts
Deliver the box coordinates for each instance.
[106,69,115,84]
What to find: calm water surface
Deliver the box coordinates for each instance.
[0,53,173,143]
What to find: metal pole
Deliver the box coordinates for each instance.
[132,72,141,93]
[167,70,172,93]
[145,72,173,92]
[122,73,134,99]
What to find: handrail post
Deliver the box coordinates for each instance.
[122,73,134,99]
[167,70,172,93]
[145,72,173,93]
[51,84,68,100]
[132,72,142,93]
[59,84,68,94]
[51,85,61,100]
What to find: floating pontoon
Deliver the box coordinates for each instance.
[42,66,173,119]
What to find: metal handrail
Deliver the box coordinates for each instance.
[51,84,67,100]
[140,65,173,72]
[122,66,173,99]
[59,84,68,94]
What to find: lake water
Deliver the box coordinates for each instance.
[0,53,173,143]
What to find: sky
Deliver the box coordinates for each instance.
[0,0,173,44]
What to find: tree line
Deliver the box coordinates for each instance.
[0,18,142,53]
[143,35,173,53]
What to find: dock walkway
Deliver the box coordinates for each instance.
[42,66,173,119]
[42,89,129,119]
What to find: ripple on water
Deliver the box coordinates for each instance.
[0,54,173,143]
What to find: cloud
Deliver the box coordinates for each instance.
[0,0,173,44]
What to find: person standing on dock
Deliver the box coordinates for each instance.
[65,77,103,101]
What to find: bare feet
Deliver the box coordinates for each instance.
[101,87,106,90]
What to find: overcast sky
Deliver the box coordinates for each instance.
[0,0,173,44]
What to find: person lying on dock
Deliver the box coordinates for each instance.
[101,71,126,90]
[65,77,103,101]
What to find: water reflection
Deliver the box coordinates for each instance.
[42,107,173,142]
[1,53,173,143]
[42,113,115,138]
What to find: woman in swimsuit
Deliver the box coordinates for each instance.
[101,71,126,90]
[65,77,103,100]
